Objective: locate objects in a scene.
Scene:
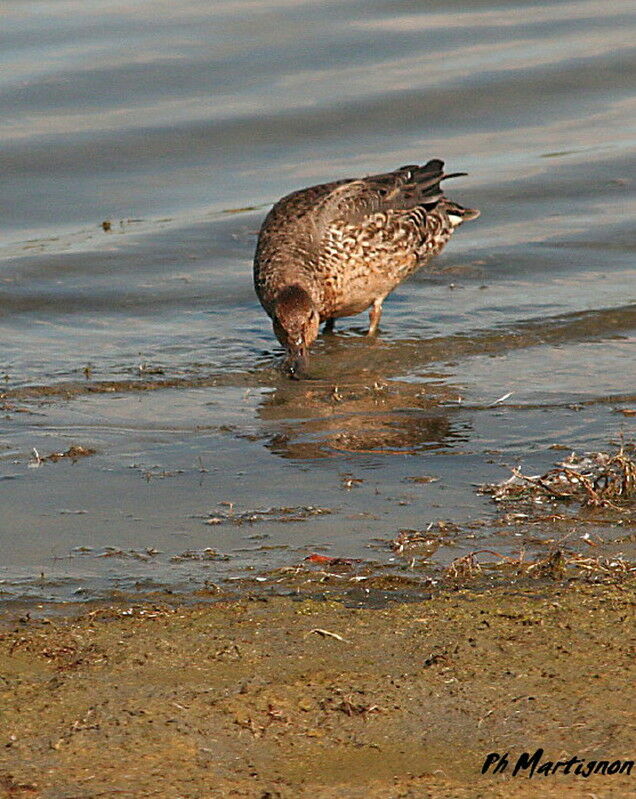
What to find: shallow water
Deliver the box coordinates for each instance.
[1,0,634,603]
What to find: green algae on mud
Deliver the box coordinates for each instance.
[0,581,634,798]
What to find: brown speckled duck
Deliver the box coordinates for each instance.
[253,159,479,375]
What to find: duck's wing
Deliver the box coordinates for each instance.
[313,160,466,232]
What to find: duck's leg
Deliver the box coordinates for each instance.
[324,318,336,333]
[367,297,384,336]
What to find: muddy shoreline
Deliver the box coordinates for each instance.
[1,579,633,798]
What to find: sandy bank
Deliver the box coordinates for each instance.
[1,581,633,798]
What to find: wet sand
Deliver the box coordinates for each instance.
[1,580,633,798]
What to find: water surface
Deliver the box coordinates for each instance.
[1,0,634,603]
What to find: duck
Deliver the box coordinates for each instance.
[253,159,479,376]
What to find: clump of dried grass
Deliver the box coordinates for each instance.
[444,548,635,584]
[480,445,636,510]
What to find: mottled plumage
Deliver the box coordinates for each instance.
[254,159,479,374]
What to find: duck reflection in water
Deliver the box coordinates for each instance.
[254,375,470,460]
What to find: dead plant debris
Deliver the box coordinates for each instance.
[30,445,96,465]
[204,505,332,526]
[391,528,443,555]
[444,548,635,585]
[304,554,360,567]
[320,696,381,717]
[93,547,160,561]
[306,628,350,643]
[170,548,228,562]
[340,473,364,490]
[480,446,636,510]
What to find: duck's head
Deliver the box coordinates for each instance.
[272,285,320,377]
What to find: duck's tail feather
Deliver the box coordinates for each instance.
[395,160,468,206]
[318,159,473,228]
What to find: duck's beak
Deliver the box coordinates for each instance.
[284,344,308,379]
